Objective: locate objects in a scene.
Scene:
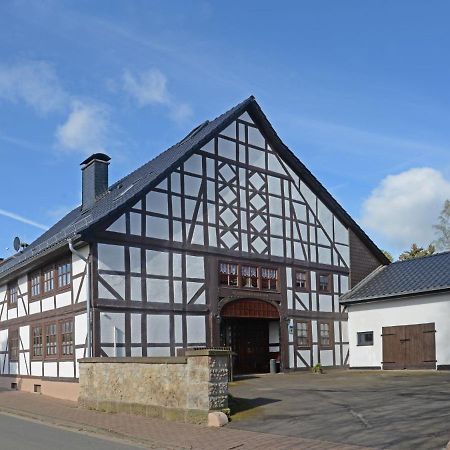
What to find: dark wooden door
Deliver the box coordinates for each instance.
[224,319,270,374]
[382,323,436,370]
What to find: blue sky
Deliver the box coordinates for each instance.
[1,1,450,258]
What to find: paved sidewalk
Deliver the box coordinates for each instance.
[0,389,371,450]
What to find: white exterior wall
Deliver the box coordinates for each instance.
[347,292,450,368]
[0,244,90,380]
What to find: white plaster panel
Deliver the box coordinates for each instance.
[41,297,53,312]
[107,214,126,233]
[56,291,72,308]
[130,212,141,235]
[17,301,26,317]
[146,250,169,276]
[98,244,125,272]
[146,216,169,240]
[131,276,142,301]
[147,315,170,343]
[319,295,333,312]
[130,247,141,273]
[59,361,73,378]
[71,245,89,276]
[174,315,182,343]
[100,312,125,344]
[186,255,204,279]
[320,350,333,367]
[44,362,57,377]
[31,361,42,377]
[29,301,40,315]
[146,191,168,215]
[19,352,29,375]
[99,274,125,300]
[20,326,30,351]
[148,347,171,356]
[335,345,341,365]
[75,313,87,346]
[8,308,17,319]
[9,361,17,375]
[147,279,169,303]
[0,329,7,352]
[347,293,450,368]
[131,347,142,357]
[187,315,206,344]
[131,314,141,343]
[312,320,318,341]
[312,345,318,365]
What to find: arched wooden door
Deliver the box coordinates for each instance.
[220,299,279,374]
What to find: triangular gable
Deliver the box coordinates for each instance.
[103,106,378,269]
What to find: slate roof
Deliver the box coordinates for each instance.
[340,251,450,305]
[0,95,388,281]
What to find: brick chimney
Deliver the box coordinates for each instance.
[80,153,111,210]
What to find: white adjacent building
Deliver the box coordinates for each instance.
[341,252,450,370]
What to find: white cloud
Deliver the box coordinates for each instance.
[122,68,192,123]
[0,61,68,114]
[55,101,109,155]
[123,69,168,106]
[361,167,450,251]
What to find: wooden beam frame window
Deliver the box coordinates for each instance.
[295,320,312,349]
[57,261,71,288]
[60,319,74,358]
[31,318,75,360]
[317,273,332,293]
[261,267,278,290]
[43,267,54,293]
[219,262,238,287]
[32,326,43,358]
[8,329,19,361]
[241,265,258,288]
[29,259,72,301]
[318,320,334,349]
[7,282,18,309]
[295,270,309,291]
[45,323,58,358]
[219,262,279,292]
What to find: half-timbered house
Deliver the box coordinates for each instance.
[0,96,388,398]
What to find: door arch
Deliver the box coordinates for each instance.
[220,299,280,374]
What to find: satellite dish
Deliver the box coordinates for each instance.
[13,237,28,252]
[13,237,21,252]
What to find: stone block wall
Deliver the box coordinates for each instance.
[78,349,229,424]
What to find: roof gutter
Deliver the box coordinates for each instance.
[68,239,92,358]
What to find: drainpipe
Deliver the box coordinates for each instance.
[68,239,92,358]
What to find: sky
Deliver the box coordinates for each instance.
[1,1,450,259]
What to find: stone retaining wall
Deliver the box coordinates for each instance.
[78,349,229,424]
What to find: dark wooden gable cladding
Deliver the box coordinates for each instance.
[221,299,279,319]
[382,323,436,370]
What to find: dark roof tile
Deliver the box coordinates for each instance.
[341,251,450,304]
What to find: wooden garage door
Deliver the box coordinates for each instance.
[382,323,436,370]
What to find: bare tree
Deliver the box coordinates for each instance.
[434,200,450,251]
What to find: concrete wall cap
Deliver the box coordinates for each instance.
[185,349,231,357]
[79,357,187,364]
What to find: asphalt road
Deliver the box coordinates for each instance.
[229,370,450,450]
[0,412,143,450]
